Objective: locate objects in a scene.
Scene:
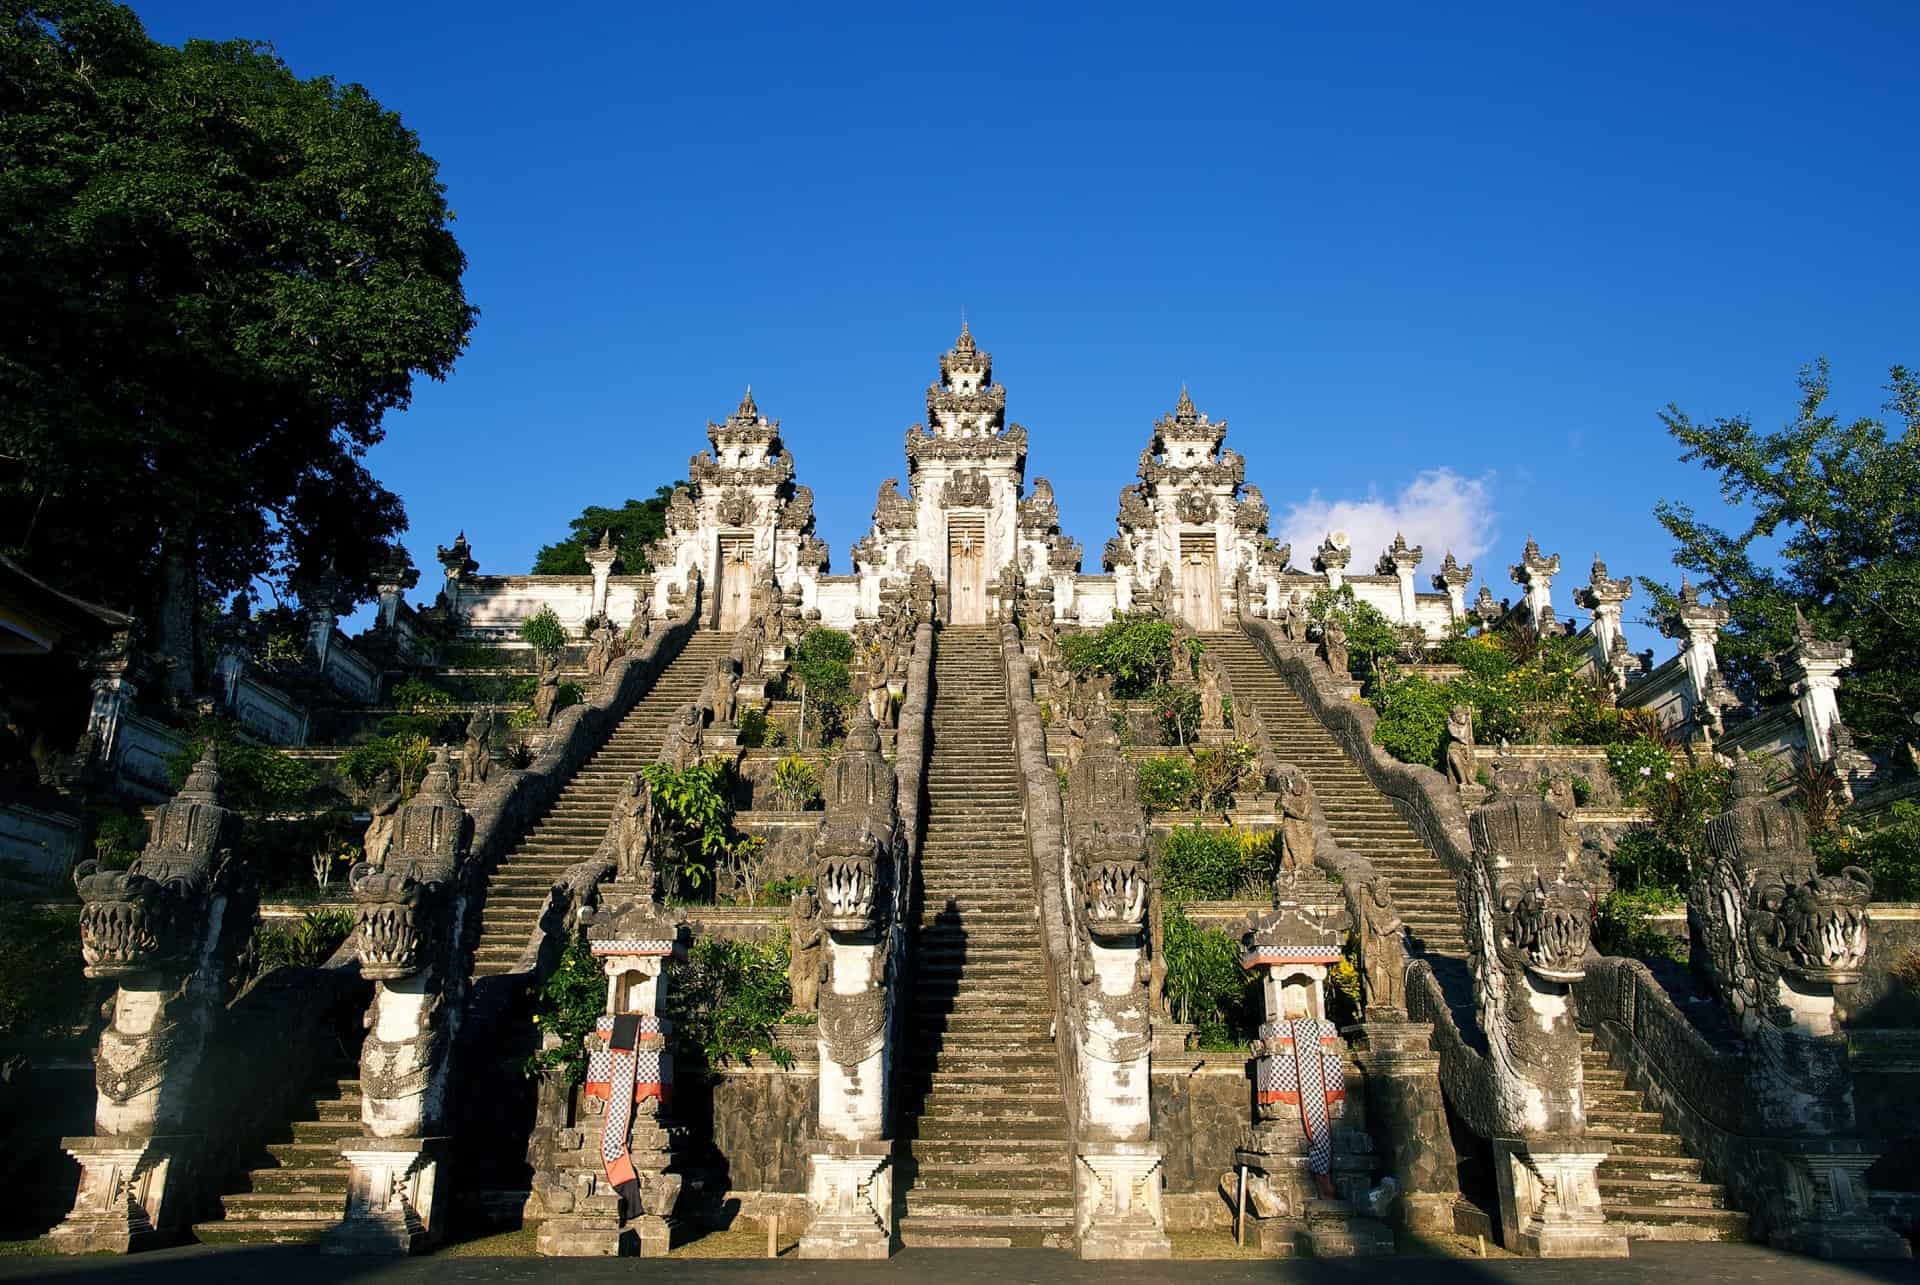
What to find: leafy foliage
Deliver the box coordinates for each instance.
[667,936,798,1068]
[789,628,854,746]
[1146,682,1201,746]
[235,909,354,990]
[1593,887,1685,963]
[1190,742,1257,811]
[1368,672,1453,769]
[168,718,316,818]
[381,676,458,742]
[1162,907,1261,1050]
[0,1,473,645]
[1136,755,1197,813]
[337,733,434,800]
[518,606,568,659]
[1648,360,1920,754]
[1157,824,1276,903]
[1814,801,1920,901]
[1606,736,1677,805]
[0,904,92,1037]
[1060,616,1175,698]
[525,932,608,1085]
[531,486,683,575]
[770,754,821,810]
[640,759,735,894]
[1606,827,1691,896]
[1307,586,1405,684]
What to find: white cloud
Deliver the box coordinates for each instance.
[1275,469,1497,573]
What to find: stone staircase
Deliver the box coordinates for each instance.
[470,629,732,976]
[192,1056,361,1245]
[1206,629,1747,1246]
[1201,633,1467,965]
[895,625,1075,1250]
[1581,1032,1749,1241]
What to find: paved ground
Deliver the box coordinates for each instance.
[1,1242,1913,1285]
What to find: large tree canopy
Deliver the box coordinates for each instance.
[1648,360,1920,755]
[531,486,682,575]
[0,1,474,632]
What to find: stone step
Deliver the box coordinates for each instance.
[213,1192,344,1220]
[263,1142,345,1169]
[910,1163,1069,1191]
[191,1219,332,1246]
[896,1217,1073,1250]
[907,1116,1068,1142]
[1597,1154,1705,1182]
[905,1138,1073,1165]
[903,1191,1074,1220]
[237,1166,351,1195]
[1597,1205,1750,1242]
[1597,1177,1728,1208]
[1585,1107,1667,1131]
[1586,1129,1686,1157]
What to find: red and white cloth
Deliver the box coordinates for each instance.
[584,1013,673,1221]
[1255,1018,1344,1174]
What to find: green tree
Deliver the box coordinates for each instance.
[531,486,683,575]
[0,2,474,681]
[1648,361,1920,753]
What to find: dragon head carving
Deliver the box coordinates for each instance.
[1498,873,1594,984]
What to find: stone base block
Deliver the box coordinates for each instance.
[1077,1144,1170,1260]
[50,1135,196,1255]
[799,1143,892,1260]
[1493,1139,1627,1259]
[322,1136,444,1256]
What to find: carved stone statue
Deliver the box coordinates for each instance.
[1198,658,1225,732]
[1443,705,1477,789]
[1274,764,1316,872]
[586,619,617,679]
[533,650,562,726]
[702,657,738,727]
[363,768,402,866]
[1345,870,1407,1017]
[625,592,652,649]
[607,773,662,887]
[788,891,823,1013]
[663,703,704,770]
[1284,590,1311,644]
[1320,617,1350,678]
[461,711,493,794]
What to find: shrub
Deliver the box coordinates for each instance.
[1594,887,1685,963]
[1328,947,1363,1027]
[738,706,769,747]
[519,606,568,659]
[0,904,92,1037]
[668,937,798,1068]
[1570,776,1593,808]
[1158,824,1275,904]
[770,754,821,810]
[1162,907,1261,1050]
[91,806,148,869]
[525,932,607,1084]
[383,677,457,742]
[1306,586,1402,684]
[1606,827,1690,896]
[337,732,434,799]
[168,718,316,818]
[1606,736,1676,805]
[1190,741,1257,811]
[237,909,355,990]
[763,874,813,905]
[1815,800,1920,901]
[1368,673,1452,769]
[790,628,854,746]
[640,758,736,895]
[1137,756,1197,812]
[1147,682,1201,746]
[1060,615,1175,698]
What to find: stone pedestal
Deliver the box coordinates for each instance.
[738,678,768,704]
[706,725,740,750]
[1492,1137,1627,1258]
[1233,1134,1395,1257]
[50,1135,196,1253]
[1077,1143,1171,1259]
[323,1136,445,1255]
[799,1140,892,1259]
[1774,1144,1913,1260]
[1348,1020,1459,1236]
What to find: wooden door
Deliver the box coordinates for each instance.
[718,542,754,631]
[1180,533,1220,632]
[948,515,986,626]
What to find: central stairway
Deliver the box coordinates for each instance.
[470,629,732,976]
[896,625,1075,1249]
[192,1054,361,1245]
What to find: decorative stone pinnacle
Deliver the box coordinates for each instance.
[1509,536,1560,587]
[735,385,759,420]
[1573,554,1633,609]
[436,531,477,580]
[1378,532,1423,575]
[1433,551,1474,591]
[1313,532,1351,572]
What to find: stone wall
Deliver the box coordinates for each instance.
[703,1065,818,1198]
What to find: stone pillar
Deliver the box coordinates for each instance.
[1491,1138,1617,1257]
[1779,610,1852,764]
[1313,534,1351,594]
[1432,553,1473,627]
[1573,557,1633,693]
[374,547,420,632]
[1663,582,1732,741]
[801,707,898,1259]
[54,751,237,1253]
[326,750,471,1256]
[1377,534,1423,626]
[1508,538,1561,631]
[585,530,620,621]
[1347,1021,1459,1236]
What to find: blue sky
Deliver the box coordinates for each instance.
[142,1,1919,648]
